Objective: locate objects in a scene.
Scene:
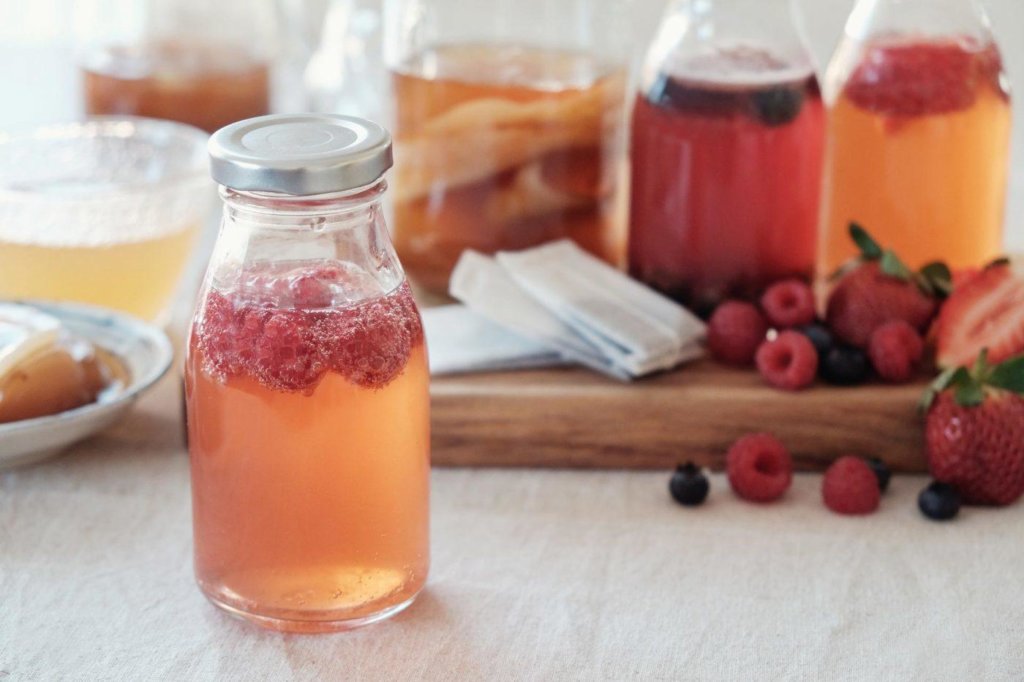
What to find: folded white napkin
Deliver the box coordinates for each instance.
[422,305,567,375]
[444,240,706,380]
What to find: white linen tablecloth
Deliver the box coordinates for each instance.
[2,374,1024,681]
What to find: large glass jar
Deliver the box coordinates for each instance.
[819,0,1011,275]
[79,0,277,133]
[628,0,825,316]
[384,0,631,293]
[186,115,430,632]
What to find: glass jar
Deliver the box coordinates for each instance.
[384,0,631,294]
[79,0,277,133]
[186,114,430,632]
[627,0,825,316]
[819,0,1011,275]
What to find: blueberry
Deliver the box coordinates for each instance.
[820,346,870,386]
[751,85,804,126]
[798,324,834,363]
[867,457,891,493]
[669,462,710,507]
[918,482,961,521]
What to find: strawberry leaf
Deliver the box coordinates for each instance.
[919,261,953,297]
[919,366,962,412]
[989,355,1024,394]
[879,250,913,281]
[849,223,883,260]
[955,380,985,407]
[971,348,993,383]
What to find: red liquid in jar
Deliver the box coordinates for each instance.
[629,68,825,315]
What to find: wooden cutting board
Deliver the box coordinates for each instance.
[430,360,930,472]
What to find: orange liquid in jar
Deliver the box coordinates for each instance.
[84,42,270,133]
[820,38,1011,274]
[186,267,429,632]
[391,44,626,293]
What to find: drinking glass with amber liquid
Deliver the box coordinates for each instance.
[384,0,630,293]
[186,115,430,632]
[819,0,1012,274]
[81,0,277,133]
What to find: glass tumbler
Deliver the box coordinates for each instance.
[79,0,278,133]
[384,0,632,293]
[186,114,430,632]
[0,117,209,320]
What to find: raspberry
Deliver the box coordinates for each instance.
[822,456,881,515]
[760,279,816,328]
[707,301,768,366]
[726,433,793,503]
[195,267,423,392]
[868,320,924,383]
[755,331,818,391]
[287,273,335,309]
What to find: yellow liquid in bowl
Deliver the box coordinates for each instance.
[0,223,198,320]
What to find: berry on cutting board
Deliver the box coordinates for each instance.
[755,331,818,391]
[867,457,891,493]
[922,352,1024,506]
[868,320,925,384]
[934,259,1024,369]
[669,462,710,507]
[726,433,793,503]
[822,456,881,515]
[918,481,961,521]
[826,224,946,348]
[798,323,835,363]
[761,279,816,329]
[820,345,871,386]
[707,301,769,366]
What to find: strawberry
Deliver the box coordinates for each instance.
[934,259,1024,369]
[826,224,946,348]
[922,353,1024,506]
[844,39,979,118]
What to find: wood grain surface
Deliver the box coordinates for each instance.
[430,360,929,471]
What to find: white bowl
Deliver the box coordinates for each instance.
[0,301,174,469]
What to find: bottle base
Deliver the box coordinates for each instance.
[202,589,420,633]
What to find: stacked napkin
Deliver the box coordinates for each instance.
[422,240,705,380]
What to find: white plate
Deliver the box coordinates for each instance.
[0,301,174,470]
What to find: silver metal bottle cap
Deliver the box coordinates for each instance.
[208,114,393,195]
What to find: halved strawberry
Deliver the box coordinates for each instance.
[934,260,1024,369]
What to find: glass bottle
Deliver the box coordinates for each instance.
[383,0,631,294]
[186,114,430,632]
[628,0,826,316]
[79,0,278,133]
[819,0,1011,274]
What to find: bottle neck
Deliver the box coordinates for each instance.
[220,177,388,231]
[209,175,404,297]
[666,0,803,36]
[645,0,814,84]
[844,0,994,42]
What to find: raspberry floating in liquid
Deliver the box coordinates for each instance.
[195,263,422,393]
